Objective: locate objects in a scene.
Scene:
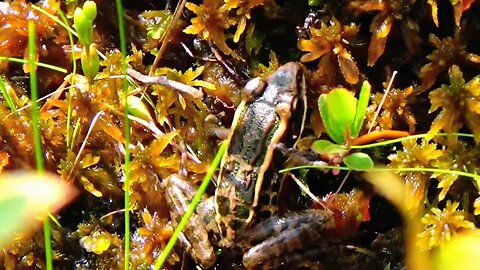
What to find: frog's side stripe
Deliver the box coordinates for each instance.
[250,101,292,221]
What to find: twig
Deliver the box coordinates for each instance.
[127,68,203,99]
[368,71,397,133]
[290,174,331,213]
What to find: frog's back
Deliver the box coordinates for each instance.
[215,63,307,248]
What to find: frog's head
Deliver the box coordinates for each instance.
[266,62,307,143]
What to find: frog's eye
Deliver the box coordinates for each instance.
[242,78,267,102]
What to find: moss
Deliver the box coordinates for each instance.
[0,0,480,269]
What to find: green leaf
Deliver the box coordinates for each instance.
[82,1,97,21]
[0,195,28,246]
[126,95,154,122]
[80,44,100,80]
[245,24,265,55]
[73,7,93,46]
[343,152,374,170]
[319,94,345,144]
[351,81,371,138]
[319,88,359,144]
[311,140,347,155]
[146,11,173,40]
[326,88,357,131]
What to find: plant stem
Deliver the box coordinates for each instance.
[114,0,131,268]
[351,130,410,146]
[0,56,67,73]
[282,165,480,181]
[57,10,76,149]
[350,132,474,150]
[0,77,18,115]
[28,20,51,270]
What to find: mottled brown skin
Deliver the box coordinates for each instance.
[215,62,307,248]
[165,63,335,269]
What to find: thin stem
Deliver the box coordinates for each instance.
[57,9,76,149]
[149,0,187,73]
[0,77,18,115]
[114,0,131,268]
[28,20,51,270]
[368,71,397,133]
[282,165,480,181]
[127,68,203,99]
[0,56,67,73]
[30,4,78,37]
[67,111,103,181]
[350,132,474,150]
[291,174,330,212]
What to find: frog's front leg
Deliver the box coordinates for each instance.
[275,143,328,168]
[162,174,217,269]
[238,209,335,269]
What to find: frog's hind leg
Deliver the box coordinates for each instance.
[238,209,335,269]
[162,174,217,269]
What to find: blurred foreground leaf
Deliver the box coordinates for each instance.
[0,171,77,249]
[363,170,429,270]
[433,231,480,270]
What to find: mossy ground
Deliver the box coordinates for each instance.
[0,0,479,269]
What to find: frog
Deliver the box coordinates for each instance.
[163,62,336,269]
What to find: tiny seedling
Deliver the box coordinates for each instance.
[73,1,99,81]
[318,81,371,145]
[314,81,374,170]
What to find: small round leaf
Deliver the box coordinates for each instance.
[83,1,97,21]
[318,94,345,144]
[326,88,357,133]
[343,152,374,171]
[311,140,347,155]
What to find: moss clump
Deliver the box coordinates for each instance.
[0,0,480,269]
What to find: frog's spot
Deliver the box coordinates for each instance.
[217,196,231,216]
[234,205,250,219]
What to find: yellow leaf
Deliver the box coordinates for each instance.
[79,153,100,169]
[234,16,247,42]
[79,176,102,197]
[363,171,404,211]
[433,231,480,270]
[150,131,179,156]
[337,48,359,84]
[474,196,480,215]
[428,0,439,26]
[178,93,187,110]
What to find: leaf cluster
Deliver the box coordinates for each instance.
[298,17,360,84]
[184,0,275,57]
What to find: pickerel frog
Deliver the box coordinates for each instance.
[163,63,335,269]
